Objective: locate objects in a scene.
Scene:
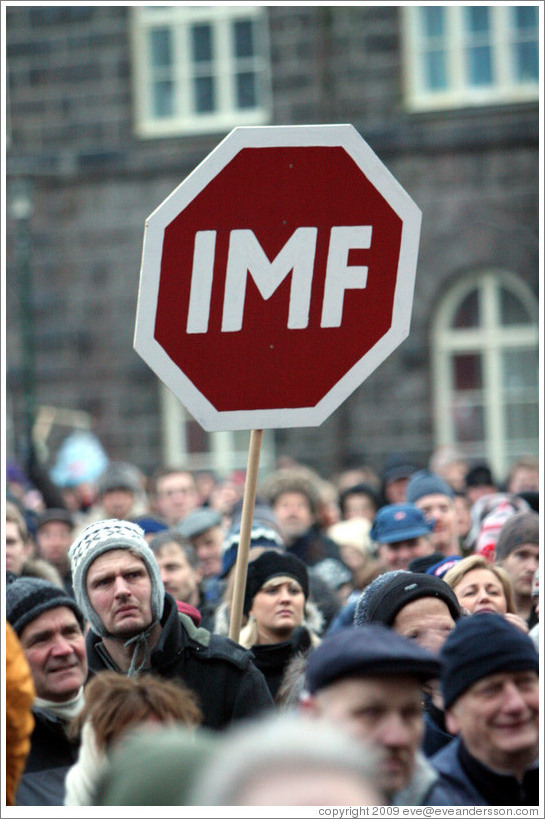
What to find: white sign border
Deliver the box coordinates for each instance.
[134,124,421,432]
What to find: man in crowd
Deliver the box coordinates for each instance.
[151,467,200,526]
[6,576,87,805]
[177,507,225,606]
[380,453,419,505]
[406,470,460,557]
[505,456,539,496]
[300,624,448,805]
[5,501,34,576]
[260,469,342,566]
[68,518,273,728]
[494,510,539,627]
[463,461,497,506]
[354,570,462,756]
[85,461,147,526]
[372,503,436,572]
[34,508,75,596]
[149,529,216,630]
[432,613,539,805]
[338,482,379,522]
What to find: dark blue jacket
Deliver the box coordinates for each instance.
[431,738,488,805]
[422,695,454,758]
[431,736,539,806]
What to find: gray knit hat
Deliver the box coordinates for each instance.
[68,519,164,638]
[406,470,454,504]
[494,510,539,561]
[6,575,84,636]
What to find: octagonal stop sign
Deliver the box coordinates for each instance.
[134,124,421,432]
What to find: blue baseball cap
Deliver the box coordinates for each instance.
[371,503,434,544]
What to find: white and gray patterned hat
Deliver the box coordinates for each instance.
[68,518,164,637]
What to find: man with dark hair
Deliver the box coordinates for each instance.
[149,529,216,630]
[464,462,497,506]
[339,482,379,522]
[69,519,273,729]
[432,613,539,805]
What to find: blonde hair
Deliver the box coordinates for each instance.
[6,501,29,544]
[443,554,515,613]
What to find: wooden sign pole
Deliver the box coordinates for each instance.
[228,428,263,643]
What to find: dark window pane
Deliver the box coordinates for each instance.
[515,41,538,81]
[421,7,444,38]
[236,71,256,109]
[465,6,490,34]
[453,354,482,390]
[424,51,447,89]
[514,6,538,31]
[193,75,215,113]
[467,45,492,85]
[234,20,254,58]
[500,288,531,326]
[192,24,212,63]
[453,289,480,328]
[152,80,173,117]
[150,28,172,68]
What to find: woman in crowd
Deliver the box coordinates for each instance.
[443,554,528,632]
[238,550,321,701]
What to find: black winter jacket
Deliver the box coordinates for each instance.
[85,593,274,730]
[16,707,79,806]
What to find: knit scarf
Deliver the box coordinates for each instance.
[34,687,85,721]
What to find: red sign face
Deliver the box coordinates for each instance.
[135,126,421,431]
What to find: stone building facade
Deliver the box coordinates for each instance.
[5,5,539,484]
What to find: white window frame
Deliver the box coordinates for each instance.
[160,384,276,477]
[131,6,271,138]
[432,270,539,479]
[402,5,539,112]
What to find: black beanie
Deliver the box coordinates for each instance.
[354,570,462,627]
[243,551,309,615]
[6,575,85,636]
[440,612,539,710]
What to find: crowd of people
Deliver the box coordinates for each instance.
[4,445,540,807]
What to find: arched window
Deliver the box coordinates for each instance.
[432,271,539,480]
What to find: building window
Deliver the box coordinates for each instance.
[159,385,276,478]
[432,271,539,480]
[131,6,271,138]
[403,5,539,111]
